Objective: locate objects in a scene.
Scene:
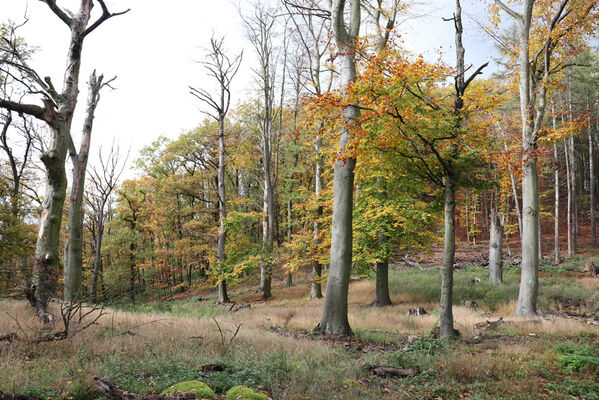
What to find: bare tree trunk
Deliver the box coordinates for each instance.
[0,1,128,314]
[216,111,230,304]
[589,116,596,246]
[311,131,324,299]
[190,37,241,304]
[317,0,360,335]
[489,211,504,284]
[569,135,578,245]
[538,211,543,260]
[310,128,323,299]
[90,215,103,303]
[440,176,456,337]
[465,201,470,244]
[64,72,107,302]
[372,260,391,306]
[511,0,538,318]
[553,143,560,265]
[565,140,573,257]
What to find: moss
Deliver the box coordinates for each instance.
[160,380,215,398]
[225,385,268,400]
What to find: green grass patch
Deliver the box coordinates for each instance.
[554,340,599,372]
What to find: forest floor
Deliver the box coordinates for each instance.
[1,242,598,400]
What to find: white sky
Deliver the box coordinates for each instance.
[1,0,498,179]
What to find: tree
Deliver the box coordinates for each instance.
[87,143,127,302]
[241,1,280,300]
[492,0,599,317]
[0,0,128,314]
[489,211,504,284]
[283,0,334,299]
[64,71,115,301]
[316,0,361,336]
[190,36,243,304]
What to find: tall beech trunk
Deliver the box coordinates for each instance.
[317,0,360,335]
[489,211,504,285]
[537,212,543,260]
[589,117,596,246]
[64,71,106,302]
[311,132,324,299]
[440,176,456,338]
[565,140,573,256]
[497,0,539,318]
[553,143,560,265]
[569,135,578,244]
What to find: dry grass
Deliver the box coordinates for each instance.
[577,276,599,291]
[1,270,597,400]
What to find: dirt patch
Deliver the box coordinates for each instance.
[266,325,409,356]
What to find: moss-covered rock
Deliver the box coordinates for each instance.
[160,380,215,399]
[225,385,268,400]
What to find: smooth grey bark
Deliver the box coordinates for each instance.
[569,135,578,250]
[489,211,504,285]
[564,140,573,256]
[242,5,277,300]
[440,177,456,338]
[495,0,565,317]
[283,1,333,299]
[190,37,242,305]
[513,0,539,316]
[553,143,560,265]
[537,211,543,260]
[567,73,580,236]
[590,116,596,246]
[551,102,560,265]
[311,132,324,299]
[317,0,360,336]
[64,71,110,302]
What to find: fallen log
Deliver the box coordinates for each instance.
[366,365,418,378]
[94,378,196,400]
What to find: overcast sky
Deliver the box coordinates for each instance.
[1,0,498,178]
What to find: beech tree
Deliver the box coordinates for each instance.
[316,0,361,336]
[492,0,599,317]
[283,0,334,299]
[190,36,243,304]
[242,2,279,300]
[0,0,128,314]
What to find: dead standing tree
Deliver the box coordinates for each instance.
[0,0,129,316]
[190,36,243,305]
[64,71,116,302]
[87,142,127,303]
